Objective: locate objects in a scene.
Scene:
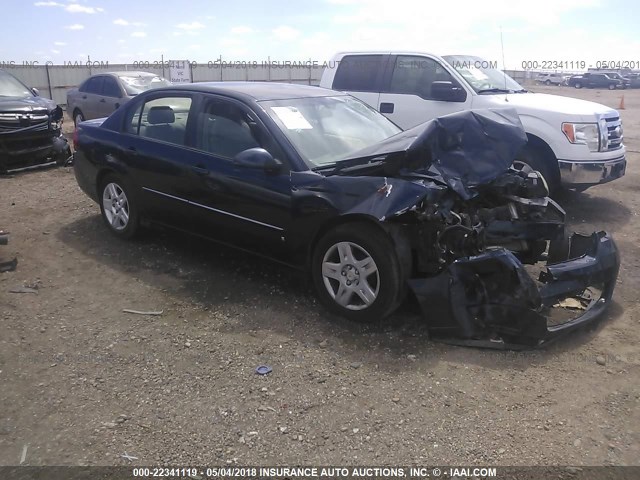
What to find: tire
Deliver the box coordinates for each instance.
[98,174,140,239]
[608,83,616,90]
[574,82,582,89]
[312,223,405,323]
[545,80,551,86]
[513,145,560,194]
[73,110,85,126]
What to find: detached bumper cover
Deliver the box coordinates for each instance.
[409,231,619,349]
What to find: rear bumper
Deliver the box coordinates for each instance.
[408,231,619,349]
[558,156,626,188]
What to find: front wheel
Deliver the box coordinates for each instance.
[312,223,405,323]
[73,110,85,126]
[608,83,616,90]
[574,82,582,89]
[545,80,552,85]
[99,174,140,239]
[513,145,560,194]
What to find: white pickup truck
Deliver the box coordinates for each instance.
[319,52,626,191]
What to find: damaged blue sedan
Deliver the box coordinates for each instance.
[72,82,619,348]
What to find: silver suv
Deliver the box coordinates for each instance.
[536,73,567,86]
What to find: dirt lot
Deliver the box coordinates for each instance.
[1,85,639,467]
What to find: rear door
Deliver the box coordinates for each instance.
[377,55,470,129]
[331,54,388,111]
[81,76,104,119]
[118,93,198,230]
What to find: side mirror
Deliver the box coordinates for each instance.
[234,148,282,174]
[431,81,466,102]
[31,87,40,96]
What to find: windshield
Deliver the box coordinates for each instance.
[443,55,525,93]
[0,70,34,98]
[118,74,172,95]
[261,95,401,168]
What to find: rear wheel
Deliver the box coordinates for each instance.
[574,82,582,89]
[312,223,405,323]
[99,174,140,239]
[608,83,616,90]
[545,80,552,86]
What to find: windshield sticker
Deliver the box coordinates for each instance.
[271,106,313,130]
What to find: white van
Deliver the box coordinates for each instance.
[319,52,626,191]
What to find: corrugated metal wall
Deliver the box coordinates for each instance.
[5,63,324,106]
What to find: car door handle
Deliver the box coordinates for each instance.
[127,146,138,156]
[99,98,106,103]
[379,102,394,114]
[191,165,208,175]
[82,95,87,99]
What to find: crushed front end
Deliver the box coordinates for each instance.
[0,103,70,173]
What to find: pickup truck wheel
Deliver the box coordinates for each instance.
[608,83,616,90]
[574,82,582,89]
[312,223,404,324]
[99,174,140,239]
[513,146,560,194]
[73,110,85,126]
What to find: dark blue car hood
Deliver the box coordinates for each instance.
[338,108,527,199]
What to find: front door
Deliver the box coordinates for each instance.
[377,55,470,129]
[186,96,292,259]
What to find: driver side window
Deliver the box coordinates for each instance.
[389,56,457,100]
[194,99,284,163]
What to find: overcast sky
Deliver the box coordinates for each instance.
[3,0,639,70]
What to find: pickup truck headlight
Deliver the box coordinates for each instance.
[562,122,600,152]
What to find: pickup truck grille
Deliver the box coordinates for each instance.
[0,111,50,134]
[605,116,623,150]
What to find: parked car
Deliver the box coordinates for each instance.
[72,82,619,348]
[0,69,70,173]
[319,52,626,193]
[536,73,567,86]
[567,73,622,90]
[67,71,172,125]
[603,72,631,89]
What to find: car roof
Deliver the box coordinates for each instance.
[166,82,344,101]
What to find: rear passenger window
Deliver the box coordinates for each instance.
[131,96,192,146]
[389,56,458,100]
[333,55,384,92]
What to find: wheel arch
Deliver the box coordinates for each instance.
[306,214,412,277]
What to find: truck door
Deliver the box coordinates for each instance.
[377,55,470,130]
[330,54,389,111]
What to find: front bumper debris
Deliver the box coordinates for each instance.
[409,231,619,349]
[0,230,17,272]
[558,156,626,188]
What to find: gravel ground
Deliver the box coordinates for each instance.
[0,85,639,467]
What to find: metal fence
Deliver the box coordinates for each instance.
[5,63,325,106]
[5,63,560,107]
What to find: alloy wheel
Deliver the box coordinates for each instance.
[321,241,380,311]
[102,182,130,231]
